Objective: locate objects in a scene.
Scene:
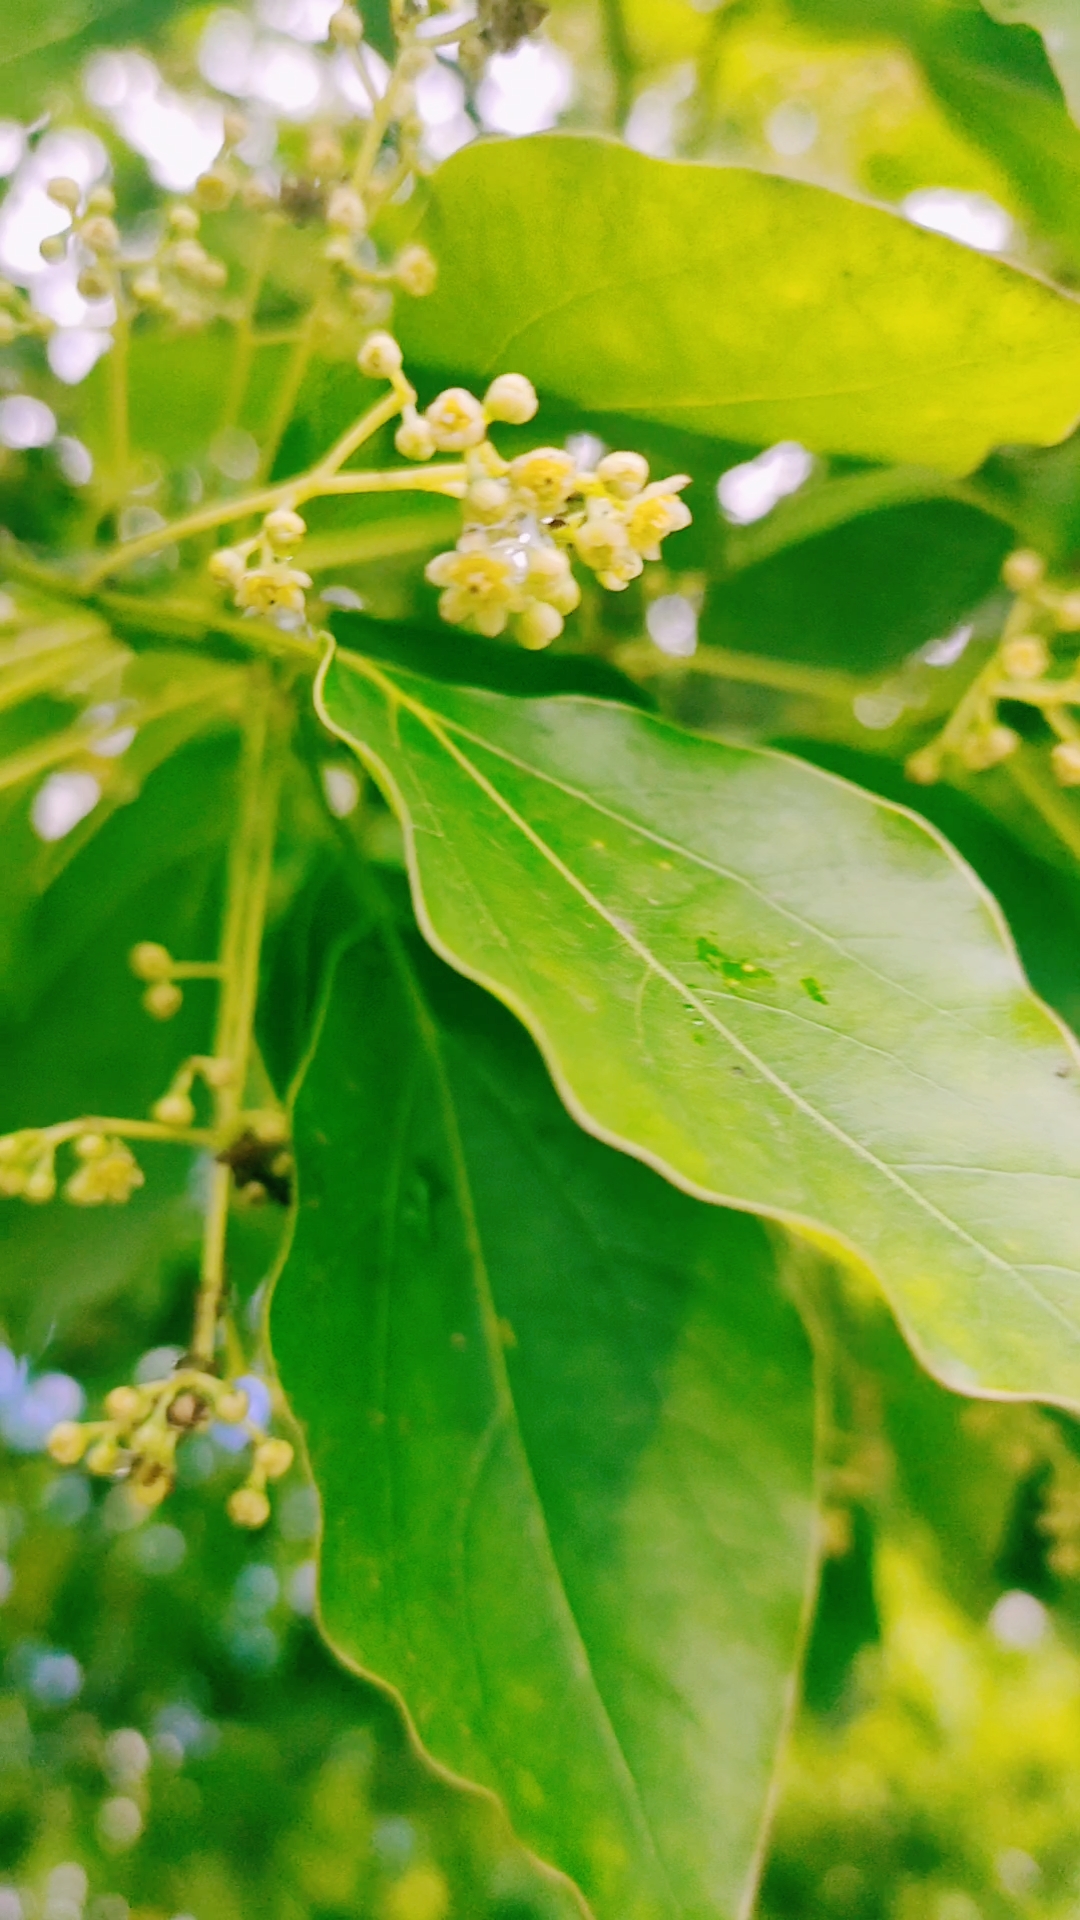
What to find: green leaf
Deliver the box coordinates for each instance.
[399,135,1080,474]
[0,0,186,114]
[273,913,818,1920]
[983,0,1080,121]
[317,649,1080,1407]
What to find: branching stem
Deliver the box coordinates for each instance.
[191,670,287,1366]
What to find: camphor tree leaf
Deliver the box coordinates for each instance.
[272,911,818,1920]
[316,649,1080,1407]
[983,0,1080,122]
[398,135,1080,474]
[0,0,189,115]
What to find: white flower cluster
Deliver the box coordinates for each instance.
[402,373,692,649]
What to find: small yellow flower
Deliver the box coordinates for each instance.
[484,373,538,426]
[357,330,402,380]
[65,1140,144,1206]
[424,388,486,451]
[1052,740,1080,787]
[395,244,437,297]
[524,542,580,614]
[516,600,563,650]
[426,543,521,638]
[235,565,312,616]
[596,450,649,500]
[395,408,436,461]
[573,502,643,589]
[509,447,578,514]
[624,478,692,560]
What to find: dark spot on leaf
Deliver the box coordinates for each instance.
[801,976,828,1004]
[696,937,774,987]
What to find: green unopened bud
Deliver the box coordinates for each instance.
[39,235,68,265]
[86,1438,121,1476]
[1001,634,1049,681]
[152,1091,196,1129]
[80,214,119,256]
[961,724,1018,771]
[214,1388,249,1424]
[130,941,172,980]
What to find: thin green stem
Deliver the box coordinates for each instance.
[81,461,466,589]
[600,0,636,128]
[191,672,287,1366]
[612,638,865,704]
[40,1116,215,1148]
[220,218,276,440]
[312,386,407,479]
[108,277,131,493]
[256,294,324,484]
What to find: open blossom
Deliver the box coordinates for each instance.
[625,478,692,560]
[572,500,644,590]
[65,1137,144,1206]
[235,564,312,615]
[425,541,522,637]
[509,447,578,514]
[424,387,487,451]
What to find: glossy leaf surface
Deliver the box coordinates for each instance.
[400,135,1080,472]
[318,650,1080,1406]
[983,0,1080,120]
[273,921,818,1920]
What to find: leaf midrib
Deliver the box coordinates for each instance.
[323,654,1080,1356]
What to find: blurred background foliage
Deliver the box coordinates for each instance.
[5,0,1080,1916]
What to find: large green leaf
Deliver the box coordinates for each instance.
[316,647,1080,1407]
[983,0,1080,121]
[0,0,186,114]
[273,914,818,1920]
[397,135,1080,474]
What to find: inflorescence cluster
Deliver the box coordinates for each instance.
[205,330,693,648]
[909,548,1080,786]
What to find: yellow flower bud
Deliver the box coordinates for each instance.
[168,204,200,237]
[329,3,363,41]
[483,373,538,426]
[39,235,68,266]
[152,1091,196,1129]
[1055,591,1080,632]
[425,388,486,452]
[77,265,111,302]
[194,168,236,212]
[327,186,366,233]
[394,410,436,462]
[208,547,247,588]
[130,941,172,980]
[597,451,649,499]
[256,1438,294,1480]
[74,1133,108,1160]
[46,177,81,212]
[961,724,1018,771]
[1002,549,1045,594]
[80,215,119,256]
[25,1163,56,1204]
[1052,740,1080,787]
[144,981,183,1020]
[262,508,307,552]
[357,331,403,380]
[307,132,344,175]
[105,1386,146,1423]
[214,1388,249,1424]
[228,1485,271,1529]
[1000,634,1049,680]
[86,1438,122,1476]
[516,600,563,650]
[48,1422,88,1466]
[86,186,116,215]
[395,244,437,298]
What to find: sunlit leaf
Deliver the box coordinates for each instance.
[317,648,1080,1407]
[399,135,1080,473]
